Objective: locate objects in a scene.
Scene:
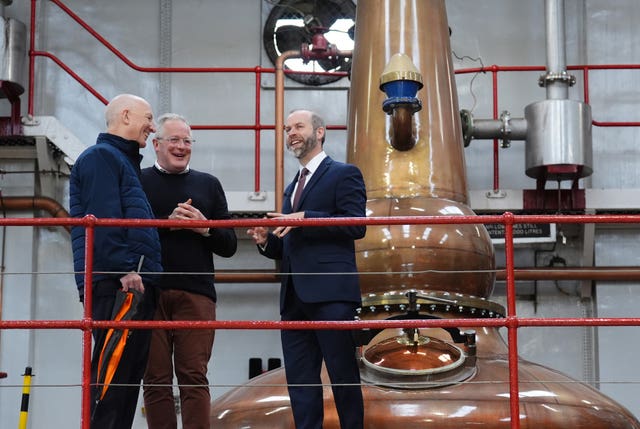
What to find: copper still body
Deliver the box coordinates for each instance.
[210,0,640,427]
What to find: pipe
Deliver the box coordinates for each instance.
[496,267,640,281]
[274,50,301,212]
[275,49,352,211]
[216,270,278,283]
[0,196,71,232]
[0,195,69,353]
[460,109,527,148]
[28,0,36,115]
[492,68,500,191]
[379,53,424,151]
[254,67,262,193]
[543,0,570,100]
[389,106,416,151]
[49,0,258,75]
[469,117,527,142]
[213,267,640,284]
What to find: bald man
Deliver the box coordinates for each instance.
[70,94,163,429]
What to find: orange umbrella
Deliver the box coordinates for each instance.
[95,289,142,401]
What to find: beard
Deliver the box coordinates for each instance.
[288,133,319,159]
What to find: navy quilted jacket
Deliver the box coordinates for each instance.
[70,133,162,299]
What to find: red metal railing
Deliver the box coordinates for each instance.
[28,0,272,192]
[27,0,345,192]
[18,2,640,427]
[2,213,640,428]
[29,1,640,195]
[455,64,640,190]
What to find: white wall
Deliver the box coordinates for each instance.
[0,1,639,428]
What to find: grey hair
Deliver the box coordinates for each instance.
[155,113,190,137]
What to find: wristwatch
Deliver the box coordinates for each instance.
[202,227,211,237]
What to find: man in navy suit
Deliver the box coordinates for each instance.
[248,109,366,429]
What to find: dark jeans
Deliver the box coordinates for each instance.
[143,289,216,429]
[90,278,156,429]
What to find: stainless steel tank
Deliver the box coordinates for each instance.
[524,99,593,180]
[0,16,26,96]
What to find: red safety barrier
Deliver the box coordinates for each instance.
[1,213,640,428]
[21,2,640,427]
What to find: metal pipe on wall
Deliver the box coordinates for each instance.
[468,117,528,142]
[544,0,569,100]
[0,196,70,222]
[274,48,352,212]
[274,50,301,212]
[0,194,69,344]
[214,267,640,283]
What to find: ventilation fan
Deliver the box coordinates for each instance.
[263,0,356,86]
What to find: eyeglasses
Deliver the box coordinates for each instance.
[157,136,196,145]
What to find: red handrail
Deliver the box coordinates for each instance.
[2,213,640,428]
[21,3,640,426]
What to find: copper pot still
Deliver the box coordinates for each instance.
[210,0,640,427]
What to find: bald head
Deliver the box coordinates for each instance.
[105,94,156,148]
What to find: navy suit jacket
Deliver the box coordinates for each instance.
[259,156,367,313]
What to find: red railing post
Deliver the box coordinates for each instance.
[18,2,640,427]
[254,66,262,192]
[2,215,640,428]
[28,0,37,116]
[503,212,521,429]
[81,215,96,429]
[491,65,500,191]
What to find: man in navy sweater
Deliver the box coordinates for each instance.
[141,113,237,429]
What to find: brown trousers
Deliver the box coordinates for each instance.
[143,289,216,429]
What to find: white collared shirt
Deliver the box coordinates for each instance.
[291,151,327,206]
[154,161,190,174]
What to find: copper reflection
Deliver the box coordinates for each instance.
[361,197,495,297]
[347,0,495,299]
[211,296,640,427]
[210,0,640,427]
[211,322,640,428]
